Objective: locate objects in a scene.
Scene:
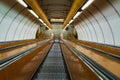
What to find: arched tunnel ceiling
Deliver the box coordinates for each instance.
[74,0,120,46]
[37,0,74,37]
[38,0,73,20]
[0,0,120,47]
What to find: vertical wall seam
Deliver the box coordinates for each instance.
[17,14,31,39]
[86,10,106,44]
[29,22,37,39]
[19,14,33,39]
[34,22,40,39]
[12,12,30,40]
[107,0,120,18]
[26,20,37,39]
[25,20,37,39]
[79,16,91,41]
[75,25,83,40]
[23,18,36,39]
[0,2,18,25]
[78,22,87,40]
[81,13,93,41]
[82,11,99,42]
[93,4,115,45]
[4,7,25,41]
[78,25,84,40]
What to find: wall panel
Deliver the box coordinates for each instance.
[0,0,40,42]
[75,0,120,46]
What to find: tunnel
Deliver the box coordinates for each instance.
[0,0,120,80]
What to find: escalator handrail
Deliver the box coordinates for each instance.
[64,42,120,80]
[69,40,120,60]
[79,43,120,59]
[0,46,36,70]
[0,40,38,51]
[0,40,50,70]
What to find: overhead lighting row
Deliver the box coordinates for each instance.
[17,0,49,28]
[64,0,94,30]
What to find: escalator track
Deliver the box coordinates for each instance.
[32,42,70,80]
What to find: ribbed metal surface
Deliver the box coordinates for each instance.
[34,43,69,80]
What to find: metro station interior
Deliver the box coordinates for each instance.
[0,0,120,80]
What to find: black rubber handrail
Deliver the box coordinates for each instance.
[76,40,120,49]
[0,40,50,70]
[68,40,120,60]
[77,43,120,60]
[0,40,38,51]
[0,46,36,70]
[0,39,35,44]
[65,43,120,80]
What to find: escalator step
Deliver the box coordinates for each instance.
[34,43,69,80]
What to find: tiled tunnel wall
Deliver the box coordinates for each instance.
[75,0,120,46]
[0,0,40,42]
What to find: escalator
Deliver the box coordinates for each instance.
[1,39,119,80]
[32,41,70,80]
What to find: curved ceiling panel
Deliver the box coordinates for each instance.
[74,0,120,46]
[0,0,40,41]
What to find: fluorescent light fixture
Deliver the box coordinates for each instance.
[73,12,82,19]
[81,0,94,10]
[66,24,69,27]
[46,26,51,30]
[39,19,49,29]
[49,29,52,31]
[28,10,38,18]
[63,24,69,30]
[39,19,44,23]
[69,19,74,24]
[17,0,27,7]
[50,18,64,22]
[43,23,46,26]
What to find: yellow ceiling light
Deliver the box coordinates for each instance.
[62,0,86,29]
[24,0,52,29]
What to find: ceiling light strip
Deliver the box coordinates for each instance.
[18,0,48,28]
[28,9,38,18]
[81,0,94,10]
[17,0,28,7]
[24,0,52,29]
[62,0,86,29]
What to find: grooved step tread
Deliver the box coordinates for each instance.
[34,43,69,80]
